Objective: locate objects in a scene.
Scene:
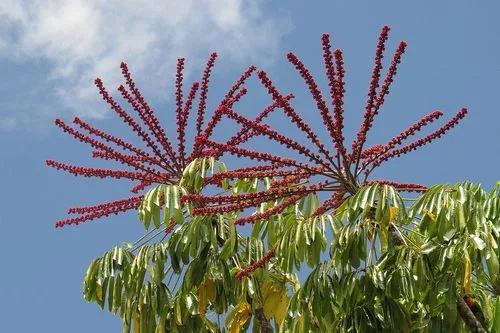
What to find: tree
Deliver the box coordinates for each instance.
[47,26,499,332]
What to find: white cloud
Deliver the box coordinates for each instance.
[0,0,290,125]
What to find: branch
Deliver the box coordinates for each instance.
[254,308,273,333]
[456,296,487,333]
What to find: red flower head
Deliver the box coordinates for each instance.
[47,54,258,227]
[184,26,468,224]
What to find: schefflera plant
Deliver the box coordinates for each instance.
[47,25,500,333]
[82,158,323,333]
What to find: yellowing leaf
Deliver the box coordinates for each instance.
[274,292,289,324]
[380,226,389,253]
[198,282,207,316]
[263,289,280,319]
[261,281,289,323]
[133,312,140,333]
[96,284,103,302]
[389,207,399,222]
[198,278,216,317]
[463,255,472,294]
[206,278,216,303]
[226,302,251,333]
[155,318,165,333]
[424,210,436,221]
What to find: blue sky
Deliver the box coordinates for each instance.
[0,1,499,331]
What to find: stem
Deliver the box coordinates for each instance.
[254,308,273,333]
[456,295,487,333]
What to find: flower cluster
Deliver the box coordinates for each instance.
[185,26,467,220]
[373,108,468,167]
[235,249,276,280]
[48,55,253,227]
[165,218,176,235]
[56,196,143,228]
[49,26,469,228]
[183,180,330,216]
[365,180,428,192]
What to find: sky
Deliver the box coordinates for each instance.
[0,0,499,331]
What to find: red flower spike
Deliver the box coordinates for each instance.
[94,78,165,162]
[130,180,154,193]
[204,168,305,185]
[333,49,347,158]
[201,137,319,173]
[287,51,339,157]
[178,81,200,166]
[46,160,165,182]
[234,195,305,226]
[258,70,338,167]
[74,117,168,170]
[357,110,444,172]
[374,108,468,167]
[365,180,427,192]
[269,172,312,189]
[196,53,218,136]
[235,249,276,280]
[67,195,144,215]
[189,180,330,217]
[351,26,393,168]
[54,119,162,177]
[55,199,141,228]
[175,58,186,127]
[312,190,346,217]
[117,84,180,169]
[227,94,295,148]
[222,65,256,103]
[221,107,327,165]
[120,62,179,168]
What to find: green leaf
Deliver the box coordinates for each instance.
[491,297,500,332]
[471,235,486,250]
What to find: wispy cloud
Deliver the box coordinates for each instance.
[0,0,290,128]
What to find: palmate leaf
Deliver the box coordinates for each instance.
[83,246,134,312]
[138,184,187,230]
[336,184,407,222]
[275,213,328,273]
[260,279,289,325]
[244,192,329,274]
[138,158,231,231]
[83,246,171,333]
[84,242,224,333]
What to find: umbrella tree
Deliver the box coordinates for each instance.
[47,27,499,332]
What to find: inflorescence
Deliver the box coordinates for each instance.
[184,26,468,225]
[47,54,256,227]
[48,26,468,229]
